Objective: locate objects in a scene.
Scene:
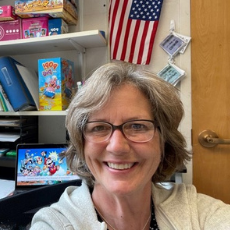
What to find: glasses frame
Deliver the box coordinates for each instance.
[83,119,156,143]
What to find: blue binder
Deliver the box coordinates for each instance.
[0,56,37,111]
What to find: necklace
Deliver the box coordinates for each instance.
[95,207,151,230]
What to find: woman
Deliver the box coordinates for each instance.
[31,62,230,229]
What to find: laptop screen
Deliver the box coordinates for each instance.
[16,143,79,189]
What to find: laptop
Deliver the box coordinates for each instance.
[14,143,79,194]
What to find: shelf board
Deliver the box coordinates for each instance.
[0,111,67,116]
[0,30,107,56]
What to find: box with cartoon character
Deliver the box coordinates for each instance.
[38,57,75,111]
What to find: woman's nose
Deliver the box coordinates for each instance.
[106,129,130,155]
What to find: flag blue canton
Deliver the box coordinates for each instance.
[129,0,163,21]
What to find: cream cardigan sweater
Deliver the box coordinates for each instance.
[31,181,230,230]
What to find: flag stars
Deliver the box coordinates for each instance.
[129,0,163,21]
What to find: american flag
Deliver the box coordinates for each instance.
[109,0,164,65]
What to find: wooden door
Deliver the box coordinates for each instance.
[191,0,230,204]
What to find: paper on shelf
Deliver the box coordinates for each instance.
[0,118,26,127]
[0,132,23,142]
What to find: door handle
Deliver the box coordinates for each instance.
[198,130,230,148]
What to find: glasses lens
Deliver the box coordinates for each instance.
[123,120,155,142]
[84,122,112,142]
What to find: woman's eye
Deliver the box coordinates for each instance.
[126,123,146,131]
[132,124,144,130]
[89,124,111,133]
[92,125,107,132]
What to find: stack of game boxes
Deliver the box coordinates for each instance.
[0,5,21,41]
[0,0,78,41]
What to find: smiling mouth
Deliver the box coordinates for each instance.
[107,162,134,170]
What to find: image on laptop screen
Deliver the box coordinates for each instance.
[16,144,79,187]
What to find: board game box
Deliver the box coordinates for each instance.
[38,57,75,111]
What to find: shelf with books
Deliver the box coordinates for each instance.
[0,30,107,116]
[0,30,106,56]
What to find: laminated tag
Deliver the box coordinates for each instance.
[173,31,191,54]
[157,63,185,86]
[160,33,186,58]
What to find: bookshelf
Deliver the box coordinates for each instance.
[0,30,106,117]
[0,0,109,180]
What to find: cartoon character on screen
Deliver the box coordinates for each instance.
[31,166,42,176]
[41,151,62,175]
[43,75,60,99]
[20,151,43,176]
[19,150,34,176]
[20,163,30,176]
[34,156,43,165]
[24,150,34,165]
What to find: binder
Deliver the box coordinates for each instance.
[0,56,38,111]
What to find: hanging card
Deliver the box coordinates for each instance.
[157,63,185,86]
[160,33,186,58]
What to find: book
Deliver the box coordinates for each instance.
[0,91,7,111]
[0,83,14,112]
[0,56,38,111]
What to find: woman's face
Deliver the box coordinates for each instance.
[84,84,161,196]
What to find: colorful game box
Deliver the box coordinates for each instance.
[22,16,48,38]
[15,0,78,25]
[38,57,75,111]
[0,19,22,41]
[0,5,17,21]
[48,18,68,36]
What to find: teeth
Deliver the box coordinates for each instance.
[107,163,134,170]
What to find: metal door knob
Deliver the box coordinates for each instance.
[198,130,230,148]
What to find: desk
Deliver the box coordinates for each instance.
[0,179,14,199]
[0,179,82,226]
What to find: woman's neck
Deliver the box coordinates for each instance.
[92,183,152,230]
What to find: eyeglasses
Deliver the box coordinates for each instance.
[83,120,156,143]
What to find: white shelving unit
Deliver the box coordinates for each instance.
[0,30,107,117]
[0,0,109,145]
[0,30,106,56]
